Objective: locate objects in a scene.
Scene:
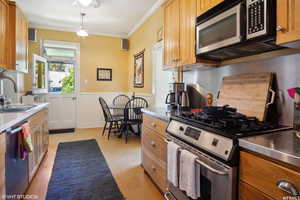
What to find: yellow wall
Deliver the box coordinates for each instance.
[128,7,164,94]
[25,8,164,94]
[26,29,129,93]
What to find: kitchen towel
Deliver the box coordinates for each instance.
[179,150,201,200]
[22,122,33,152]
[167,141,180,187]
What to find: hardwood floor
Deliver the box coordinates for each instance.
[25,128,164,200]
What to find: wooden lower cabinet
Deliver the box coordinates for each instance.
[142,113,168,193]
[28,109,49,182]
[0,133,6,198]
[240,151,300,200]
[240,181,273,200]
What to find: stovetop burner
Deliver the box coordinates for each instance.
[173,105,289,138]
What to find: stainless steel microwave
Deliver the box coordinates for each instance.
[196,0,281,61]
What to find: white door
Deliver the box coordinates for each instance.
[152,41,173,108]
[43,41,79,130]
[48,94,76,129]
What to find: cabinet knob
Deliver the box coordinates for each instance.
[150,140,156,147]
[151,165,156,171]
[276,26,286,32]
[151,122,156,128]
[277,180,300,196]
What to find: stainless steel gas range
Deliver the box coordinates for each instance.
[164,106,291,200]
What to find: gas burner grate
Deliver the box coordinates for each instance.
[177,106,278,136]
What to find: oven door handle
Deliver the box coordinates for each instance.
[165,138,229,175]
[196,158,228,176]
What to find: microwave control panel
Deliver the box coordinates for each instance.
[247,0,267,39]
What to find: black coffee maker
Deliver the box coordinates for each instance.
[165,82,185,110]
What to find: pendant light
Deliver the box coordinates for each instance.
[77,13,88,37]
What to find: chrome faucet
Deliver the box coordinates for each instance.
[0,70,17,93]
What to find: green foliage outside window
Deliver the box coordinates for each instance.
[61,68,75,93]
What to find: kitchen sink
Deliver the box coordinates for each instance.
[0,105,36,113]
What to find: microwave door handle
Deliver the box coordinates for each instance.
[196,159,228,176]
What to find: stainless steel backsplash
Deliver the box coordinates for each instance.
[183,53,300,126]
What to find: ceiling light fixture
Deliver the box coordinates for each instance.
[77,13,88,37]
[73,0,101,8]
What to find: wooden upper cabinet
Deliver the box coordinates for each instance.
[7,1,28,72]
[16,6,28,73]
[197,0,223,16]
[163,0,219,69]
[164,0,180,68]
[179,0,197,66]
[0,0,9,69]
[276,0,300,46]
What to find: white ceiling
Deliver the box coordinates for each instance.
[16,0,163,38]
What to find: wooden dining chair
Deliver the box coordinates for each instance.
[122,97,149,143]
[112,95,130,117]
[99,97,123,140]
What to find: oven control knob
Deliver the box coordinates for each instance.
[179,126,184,131]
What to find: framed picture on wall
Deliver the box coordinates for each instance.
[157,26,163,42]
[134,49,145,88]
[97,68,112,81]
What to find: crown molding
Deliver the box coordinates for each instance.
[29,24,128,39]
[127,0,165,37]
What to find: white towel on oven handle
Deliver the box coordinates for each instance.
[179,149,201,199]
[167,141,180,187]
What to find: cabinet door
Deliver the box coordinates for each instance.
[41,119,48,155]
[0,0,8,69]
[16,6,28,73]
[28,128,36,182]
[164,0,180,68]
[277,0,300,45]
[197,0,223,16]
[0,133,6,198]
[179,0,197,66]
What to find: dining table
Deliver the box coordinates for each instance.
[108,104,144,137]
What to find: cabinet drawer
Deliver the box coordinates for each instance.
[143,114,167,136]
[240,151,300,199]
[142,126,167,163]
[240,181,273,200]
[143,150,167,193]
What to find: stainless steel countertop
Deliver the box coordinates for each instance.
[141,107,173,122]
[239,130,300,168]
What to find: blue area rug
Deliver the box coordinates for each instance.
[46,139,124,200]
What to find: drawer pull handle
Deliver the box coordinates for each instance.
[151,122,156,128]
[151,165,156,171]
[150,141,156,147]
[277,180,300,196]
